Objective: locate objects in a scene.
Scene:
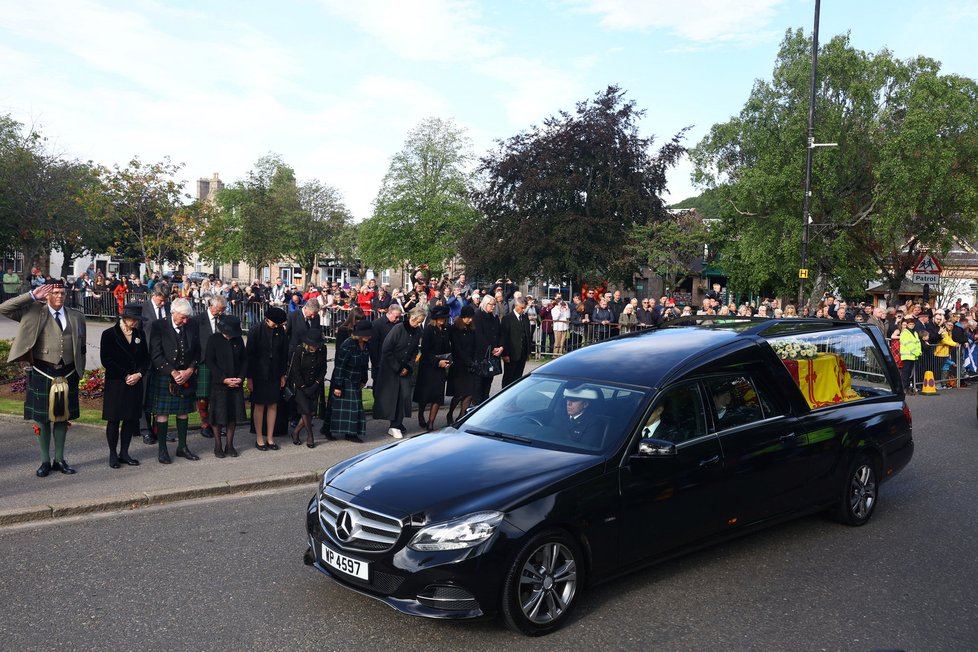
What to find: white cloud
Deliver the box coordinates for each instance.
[568,0,786,44]
[318,0,498,61]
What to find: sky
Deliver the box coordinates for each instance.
[2,0,977,222]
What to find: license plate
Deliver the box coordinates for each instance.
[321,543,369,581]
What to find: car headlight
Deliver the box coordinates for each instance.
[408,511,504,551]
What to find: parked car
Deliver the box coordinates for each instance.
[304,318,914,635]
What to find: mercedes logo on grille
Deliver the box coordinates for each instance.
[335,508,359,542]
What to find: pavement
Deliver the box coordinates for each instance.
[0,314,544,526]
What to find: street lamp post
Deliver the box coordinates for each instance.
[798,0,821,309]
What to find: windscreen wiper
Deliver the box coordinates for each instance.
[465,427,533,444]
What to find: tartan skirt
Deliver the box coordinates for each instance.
[196,362,212,399]
[25,366,79,422]
[147,373,197,415]
[329,386,366,439]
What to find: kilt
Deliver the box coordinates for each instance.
[147,372,197,415]
[196,362,212,399]
[329,386,366,439]
[24,367,79,423]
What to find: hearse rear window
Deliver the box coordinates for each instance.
[765,327,896,409]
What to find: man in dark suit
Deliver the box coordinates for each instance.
[287,297,321,353]
[501,297,533,388]
[368,303,403,380]
[560,385,607,448]
[192,294,226,438]
[140,286,171,444]
[148,298,202,463]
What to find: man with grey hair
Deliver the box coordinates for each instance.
[287,297,321,353]
[500,297,532,388]
[148,298,202,463]
[192,294,226,439]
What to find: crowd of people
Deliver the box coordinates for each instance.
[7,266,978,477]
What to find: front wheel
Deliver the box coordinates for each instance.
[500,529,583,636]
[836,455,878,526]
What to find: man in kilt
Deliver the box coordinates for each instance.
[148,298,201,463]
[0,281,86,477]
[329,320,372,443]
[193,294,226,439]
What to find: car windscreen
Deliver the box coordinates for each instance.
[459,376,648,455]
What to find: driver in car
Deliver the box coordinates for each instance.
[562,386,606,446]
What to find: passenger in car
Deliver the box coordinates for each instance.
[562,386,606,446]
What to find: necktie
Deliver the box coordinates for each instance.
[54,312,64,331]
[158,306,165,320]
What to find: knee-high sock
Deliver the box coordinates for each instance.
[176,418,189,449]
[157,421,169,453]
[106,420,120,456]
[53,422,68,462]
[36,422,52,464]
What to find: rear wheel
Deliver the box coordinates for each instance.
[836,455,878,526]
[500,529,582,636]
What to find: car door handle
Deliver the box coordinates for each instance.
[698,455,720,467]
[779,432,797,442]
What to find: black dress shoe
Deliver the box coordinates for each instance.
[175,447,200,461]
[200,425,215,439]
[225,445,239,457]
[36,462,51,477]
[345,435,364,443]
[109,455,121,469]
[306,440,316,449]
[52,460,76,475]
[266,442,280,451]
[119,455,140,466]
[143,434,157,445]
[419,415,428,429]
[159,450,172,464]
[255,443,268,451]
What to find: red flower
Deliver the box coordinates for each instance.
[32,424,40,436]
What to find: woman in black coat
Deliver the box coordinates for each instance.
[206,315,248,458]
[100,303,150,468]
[287,329,329,448]
[414,305,453,431]
[447,303,477,425]
[246,307,289,450]
[472,295,503,405]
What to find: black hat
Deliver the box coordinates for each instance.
[49,279,65,288]
[265,306,287,325]
[219,315,243,338]
[429,304,450,321]
[353,320,373,336]
[121,303,143,319]
[302,328,324,346]
[460,304,476,318]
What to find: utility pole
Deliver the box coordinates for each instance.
[798,0,821,309]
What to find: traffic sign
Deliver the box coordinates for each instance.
[798,268,809,279]
[912,254,942,274]
[913,272,940,285]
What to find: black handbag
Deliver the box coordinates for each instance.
[470,347,496,378]
[282,350,296,402]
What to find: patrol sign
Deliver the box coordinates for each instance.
[911,253,941,286]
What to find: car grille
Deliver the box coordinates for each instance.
[319,492,403,552]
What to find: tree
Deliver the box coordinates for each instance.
[287,180,352,283]
[629,210,712,295]
[463,86,686,287]
[50,161,114,278]
[690,30,978,306]
[358,117,479,274]
[90,157,201,273]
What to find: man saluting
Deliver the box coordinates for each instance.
[0,280,87,477]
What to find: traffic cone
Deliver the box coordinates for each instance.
[921,371,938,396]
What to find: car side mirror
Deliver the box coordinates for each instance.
[637,438,676,457]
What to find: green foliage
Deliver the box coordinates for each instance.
[463,86,686,287]
[630,211,711,292]
[290,180,352,281]
[87,157,201,272]
[691,30,978,305]
[358,117,479,275]
[0,339,25,382]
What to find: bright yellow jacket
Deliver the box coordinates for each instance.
[900,328,921,361]
[935,329,958,358]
